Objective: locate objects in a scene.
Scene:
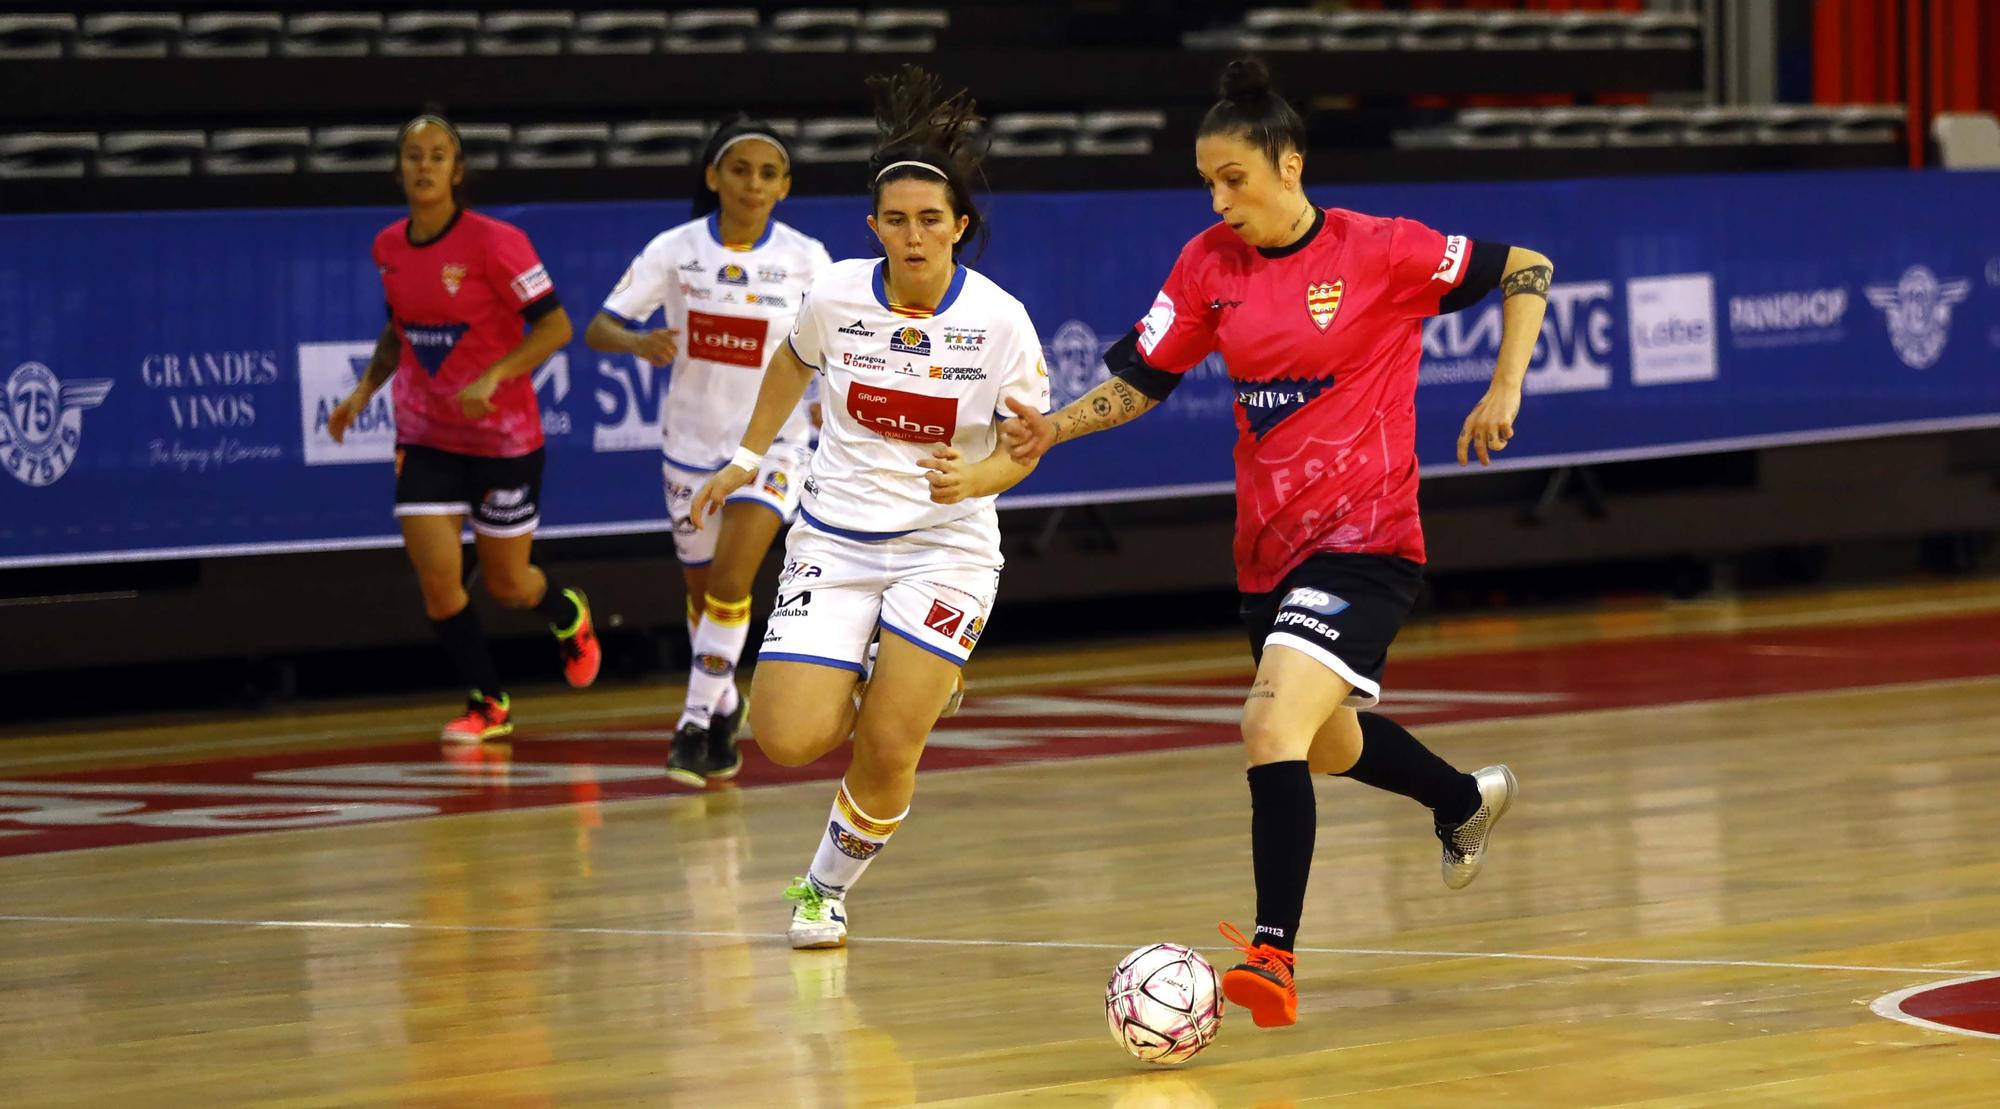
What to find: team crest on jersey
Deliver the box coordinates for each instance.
[440,263,467,296]
[0,361,113,487]
[717,263,749,286]
[890,327,930,356]
[1306,279,1344,331]
[957,616,985,650]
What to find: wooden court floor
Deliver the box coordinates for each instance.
[3,577,1999,1106]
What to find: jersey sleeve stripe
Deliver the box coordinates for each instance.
[786,332,821,370]
[520,291,562,323]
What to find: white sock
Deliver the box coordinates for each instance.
[806,779,906,897]
[680,593,750,730]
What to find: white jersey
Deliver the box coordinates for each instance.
[787,258,1050,540]
[602,213,831,471]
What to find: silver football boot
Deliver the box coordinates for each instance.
[1437,765,1518,890]
[785,876,848,950]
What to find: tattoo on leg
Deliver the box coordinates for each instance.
[1501,265,1553,300]
[1248,678,1276,702]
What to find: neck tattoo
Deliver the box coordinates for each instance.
[1285,204,1312,239]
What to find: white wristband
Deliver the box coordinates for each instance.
[728,446,763,474]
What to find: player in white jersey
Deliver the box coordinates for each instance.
[585,116,832,786]
[692,67,1050,949]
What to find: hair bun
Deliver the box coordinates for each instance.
[1218,58,1272,103]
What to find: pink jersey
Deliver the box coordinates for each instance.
[1135,208,1475,592]
[373,209,556,457]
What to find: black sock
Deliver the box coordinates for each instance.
[535,575,580,631]
[432,605,504,701]
[1341,712,1480,824]
[1247,760,1315,955]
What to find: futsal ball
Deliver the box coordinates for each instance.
[1105,943,1224,1065]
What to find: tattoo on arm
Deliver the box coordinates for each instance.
[1057,378,1159,445]
[360,325,399,393]
[1501,265,1553,300]
[1247,678,1276,702]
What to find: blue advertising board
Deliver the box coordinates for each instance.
[2,169,1996,567]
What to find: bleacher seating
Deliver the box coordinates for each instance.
[0,3,1905,211]
[280,13,383,58]
[380,13,480,57]
[0,132,97,178]
[570,12,666,56]
[0,13,75,59]
[203,128,310,175]
[96,130,206,176]
[1186,8,1700,53]
[0,9,953,58]
[477,11,576,56]
[181,12,283,58]
[0,110,1171,178]
[75,12,181,58]
[1395,104,1905,152]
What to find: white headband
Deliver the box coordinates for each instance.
[712,131,789,168]
[873,159,948,183]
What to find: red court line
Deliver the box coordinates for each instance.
[2,610,1996,858]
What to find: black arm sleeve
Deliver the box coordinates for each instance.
[520,291,564,324]
[1437,240,1511,315]
[1104,326,1184,402]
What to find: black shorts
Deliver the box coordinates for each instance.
[1239,552,1423,708]
[394,444,545,538]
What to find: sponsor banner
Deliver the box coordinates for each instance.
[1,170,1997,565]
[1627,273,1719,386]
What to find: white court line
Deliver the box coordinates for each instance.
[1869,973,2000,1041]
[0,912,1989,979]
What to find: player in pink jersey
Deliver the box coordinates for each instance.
[1004,60,1554,1028]
[327,111,602,744]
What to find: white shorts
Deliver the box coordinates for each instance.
[758,513,1002,672]
[662,441,811,567]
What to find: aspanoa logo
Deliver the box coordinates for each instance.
[299,341,394,465]
[1421,280,1615,394]
[300,344,573,464]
